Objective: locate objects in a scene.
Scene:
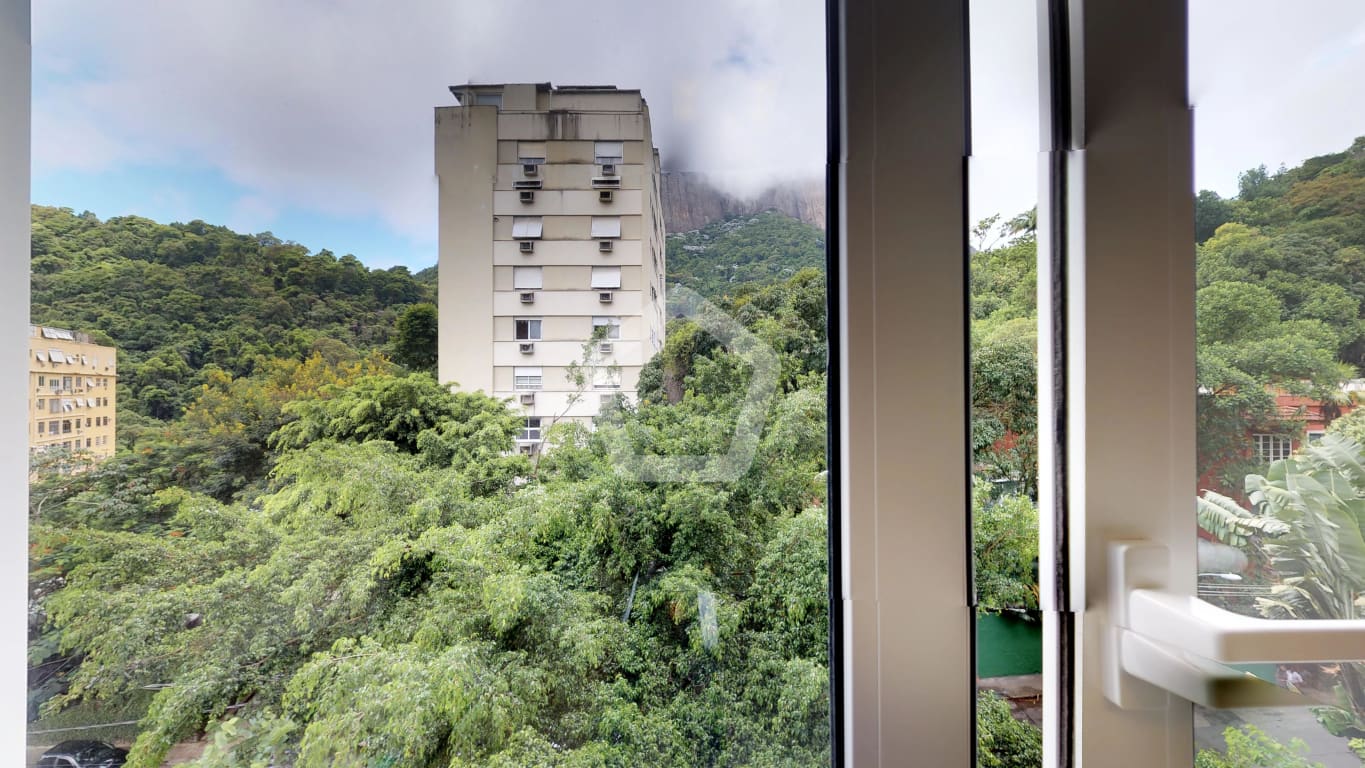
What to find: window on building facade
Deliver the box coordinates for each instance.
[513,366,543,390]
[1251,433,1292,464]
[593,141,623,164]
[591,316,621,340]
[512,266,542,290]
[518,141,546,164]
[514,318,542,340]
[511,216,543,239]
[519,417,542,441]
[589,216,621,239]
[589,266,620,289]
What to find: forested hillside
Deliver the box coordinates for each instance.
[666,211,825,300]
[31,206,433,421]
[26,199,1055,766]
[1194,137,1365,484]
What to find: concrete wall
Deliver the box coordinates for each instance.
[435,105,497,391]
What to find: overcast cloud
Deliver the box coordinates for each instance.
[32,0,825,258]
[29,1,1365,267]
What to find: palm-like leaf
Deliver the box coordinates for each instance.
[1197,491,1289,547]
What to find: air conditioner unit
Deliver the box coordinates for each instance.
[598,342,614,354]
[598,291,614,303]
[519,240,535,253]
[601,163,617,176]
[599,190,614,203]
[519,342,535,354]
[513,179,542,190]
[519,190,535,203]
[591,177,621,188]
[519,292,535,303]
[522,163,538,176]
[598,240,614,253]
[519,393,536,406]
[519,444,535,455]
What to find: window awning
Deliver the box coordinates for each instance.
[48,350,66,363]
[34,350,47,362]
[590,217,621,239]
[512,217,543,239]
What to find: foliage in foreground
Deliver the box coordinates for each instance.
[32,271,833,767]
[973,482,1040,612]
[1195,725,1325,768]
[1198,434,1365,736]
[976,690,1041,768]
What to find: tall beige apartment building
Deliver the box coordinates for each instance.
[436,83,666,451]
[28,325,117,461]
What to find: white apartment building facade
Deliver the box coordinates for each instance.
[436,83,666,452]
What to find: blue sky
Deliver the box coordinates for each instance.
[30,163,433,270]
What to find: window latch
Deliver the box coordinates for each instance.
[1105,541,1365,709]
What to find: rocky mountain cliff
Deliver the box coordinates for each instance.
[661,172,825,233]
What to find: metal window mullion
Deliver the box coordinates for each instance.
[840,0,972,764]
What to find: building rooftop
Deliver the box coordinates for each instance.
[448,82,641,105]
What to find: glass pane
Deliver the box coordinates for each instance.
[28,4,830,766]
[970,1,1044,765]
[1191,3,1365,764]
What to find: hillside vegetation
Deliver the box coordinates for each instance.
[1194,137,1365,484]
[666,211,825,300]
[31,206,432,421]
[27,201,1056,766]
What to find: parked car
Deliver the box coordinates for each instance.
[36,740,128,768]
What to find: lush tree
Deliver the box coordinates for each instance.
[977,690,1042,768]
[1199,435,1365,735]
[1195,725,1325,768]
[973,483,1040,612]
[391,302,439,373]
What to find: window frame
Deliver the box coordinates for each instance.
[514,317,542,341]
[513,366,543,391]
[0,1,1215,764]
[591,316,621,340]
[1251,433,1292,464]
[519,416,542,442]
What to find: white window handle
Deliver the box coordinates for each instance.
[1105,541,1365,709]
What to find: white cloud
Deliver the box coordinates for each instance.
[33,0,826,241]
[1190,0,1365,196]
